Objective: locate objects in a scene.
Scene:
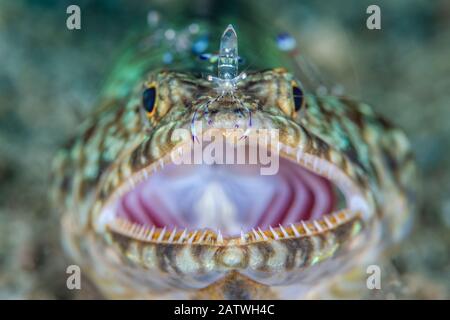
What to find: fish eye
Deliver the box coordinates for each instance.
[292,85,304,112]
[142,86,156,115]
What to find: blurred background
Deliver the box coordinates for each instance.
[0,0,449,299]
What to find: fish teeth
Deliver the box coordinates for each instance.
[252,228,262,241]
[291,223,300,237]
[187,231,198,244]
[301,221,312,235]
[307,154,314,167]
[313,157,321,173]
[334,213,342,223]
[279,224,289,238]
[217,229,224,244]
[197,230,208,243]
[258,227,268,240]
[147,226,156,240]
[137,225,147,238]
[178,228,188,243]
[157,227,166,242]
[168,227,177,242]
[324,216,333,228]
[269,226,279,240]
[130,223,139,235]
[240,230,246,244]
[313,221,323,232]
[296,150,302,162]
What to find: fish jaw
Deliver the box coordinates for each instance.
[53,68,415,299]
[88,121,377,297]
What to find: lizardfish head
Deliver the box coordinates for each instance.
[81,66,410,299]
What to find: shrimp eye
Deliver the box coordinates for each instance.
[292,85,304,112]
[142,87,156,115]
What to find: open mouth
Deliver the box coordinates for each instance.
[100,134,367,243]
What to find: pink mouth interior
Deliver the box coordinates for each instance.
[114,157,338,237]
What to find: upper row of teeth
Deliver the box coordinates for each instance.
[112,140,359,204]
[107,209,358,245]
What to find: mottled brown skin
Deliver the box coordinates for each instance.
[193,271,277,300]
[52,68,417,299]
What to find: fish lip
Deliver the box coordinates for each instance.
[94,128,371,245]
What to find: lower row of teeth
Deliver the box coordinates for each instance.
[108,209,356,245]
